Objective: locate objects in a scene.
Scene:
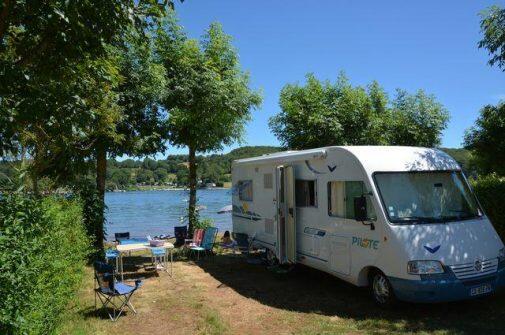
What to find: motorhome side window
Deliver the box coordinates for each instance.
[238,180,253,201]
[328,181,375,219]
[295,180,317,207]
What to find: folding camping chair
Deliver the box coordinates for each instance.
[94,261,142,321]
[183,228,204,256]
[105,249,120,269]
[190,227,218,260]
[173,226,188,247]
[114,232,130,243]
[150,247,167,271]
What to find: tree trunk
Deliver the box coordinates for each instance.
[20,145,27,165]
[31,173,39,195]
[31,143,39,196]
[188,145,198,236]
[95,144,107,254]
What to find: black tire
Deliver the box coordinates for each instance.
[369,270,396,307]
[265,248,278,266]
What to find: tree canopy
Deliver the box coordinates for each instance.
[465,5,505,177]
[0,0,172,155]
[464,102,505,176]
[0,1,171,185]
[0,0,175,253]
[479,5,505,71]
[155,16,262,231]
[269,73,449,150]
[156,18,262,154]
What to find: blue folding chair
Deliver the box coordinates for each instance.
[93,261,142,321]
[150,247,167,271]
[190,227,218,260]
[105,249,120,269]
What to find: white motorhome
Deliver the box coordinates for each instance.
[231,146,505,304]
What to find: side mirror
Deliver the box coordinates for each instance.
[354,196,368,222]
[354,196,375,230]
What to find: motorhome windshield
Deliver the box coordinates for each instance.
[374,171,482,224]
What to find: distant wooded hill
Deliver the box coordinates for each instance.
[0,146,475,191]
[105,146,282,189]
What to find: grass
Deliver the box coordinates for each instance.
[57,251,505,335]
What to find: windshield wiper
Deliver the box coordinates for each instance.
[396,214,480,224]
[396,216,442,224]
[440,214,479,222]
[439,215,460,222]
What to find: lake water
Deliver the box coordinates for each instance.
[105,189,232,240]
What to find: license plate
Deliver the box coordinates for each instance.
[470,283,492,296]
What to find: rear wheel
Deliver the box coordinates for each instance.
[370,270,396,306]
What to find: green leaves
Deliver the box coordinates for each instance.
[471,174,505,240]
[0,0,173,165]
[1,0,174,257]
[269,72,449,149]
[156,15,262,153]
[0,195,90,335]
[479,5,505,71]
[464,102,505,175]
[110,28,168,158]
[389,89,449,147]
[472,6,505,176]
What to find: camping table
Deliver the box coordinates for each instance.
[116,241,174,280]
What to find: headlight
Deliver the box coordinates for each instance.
[407,260,444,275]
[499,248,505,262]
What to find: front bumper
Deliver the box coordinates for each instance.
[388,263,505,303]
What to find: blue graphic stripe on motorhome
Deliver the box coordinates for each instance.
[388,267,505,303]
[297,252,328,262]
[303,227,326,236]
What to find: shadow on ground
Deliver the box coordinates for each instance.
[114,255,163,281]
[81,306,136,321]
[197,253,505,334]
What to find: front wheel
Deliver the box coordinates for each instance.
[265,249,278,266]
[370,271,396,306]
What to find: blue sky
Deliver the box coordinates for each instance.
[162,0,504,157]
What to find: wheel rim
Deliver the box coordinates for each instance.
[373,274,390,304]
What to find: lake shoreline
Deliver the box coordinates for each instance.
[107,187,231,193]
[105,188,232,240]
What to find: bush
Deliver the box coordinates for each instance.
[194,217,214,231]
[75,179,105,260]
[471,174,505,241]
[0,194,90,335]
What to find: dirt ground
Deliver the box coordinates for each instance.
[58,251,505,335]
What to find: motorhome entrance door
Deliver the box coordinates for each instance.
[276,165,297,264]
